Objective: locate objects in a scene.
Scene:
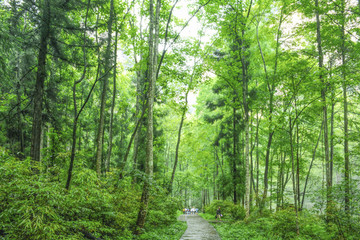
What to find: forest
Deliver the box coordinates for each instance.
[0,0,360,239]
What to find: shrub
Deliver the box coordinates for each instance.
[145,188,182,228]
[270,208,299,239]
[204,200,246,221]
[0,149,140,240]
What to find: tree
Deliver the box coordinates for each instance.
[30,0,51,162]
[134,0,161,233]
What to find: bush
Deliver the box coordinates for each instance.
[137,221,186,240]
[270,208,299,239]
[0,149,140,240]
[145,189,182,228]
[212,207,332,240]
[204,200,245,221]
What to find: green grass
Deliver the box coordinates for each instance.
[199,213,216,221]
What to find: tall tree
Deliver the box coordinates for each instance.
[95,0,115,177]
[134,0,161,233]
[30,0,51,162]
[340,0,350,217]
[315,0,332,216]
[65,0,91,190]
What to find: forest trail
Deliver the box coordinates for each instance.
[178,214,221,240]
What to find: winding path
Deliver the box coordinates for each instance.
[178,214,221,240]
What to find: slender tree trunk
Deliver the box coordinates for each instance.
[256,8,283,209]
[340,1,350,217]
[329,61,335,189]
[131,8,145,183]
[315,0,331,216]
[168,70,195,193]
[256,114,259,204]
[270,153,273,211]
[289,118,300,235]
[295,112,300,210]
[16,78,24,158]
[105,22,118,173]
[66,0,90,190]
[135,0,161,233]
[169,100,187,193]
[233,106,238,204]
[242,56,250,217]
[239,27,251,216]
[31,0,50,162]
[301,120,323,209]
[95,0,114,177]
[121,106,146,178]
[132,85,142,182]
[276,152,283,210]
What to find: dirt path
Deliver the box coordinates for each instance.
[178,214,221,240]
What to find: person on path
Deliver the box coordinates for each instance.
[216,207,222,222]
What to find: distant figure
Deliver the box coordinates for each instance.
[195,208,198,214]
[183,208,185,214]
[216,207,222,222]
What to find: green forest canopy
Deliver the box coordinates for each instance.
[1,0,360,239]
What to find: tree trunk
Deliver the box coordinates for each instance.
[289,118,300,235]
[340,0,350,217]
[301,120,323,209]
[30,0,50,162]
[315,0,331,216]
[95,0,114,177]
[240,26,251,216]
[66,0,90,190]
[168,70,195,193]
[233,106,238,204]
[131,15,145,183]
[259,8,282,210]
[134,0,161,233]
[169,100,187,193]
[121,106,146,178]
[105,23,118,173]
[295,110,300,210]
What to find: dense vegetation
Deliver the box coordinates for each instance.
[1,0,360,239]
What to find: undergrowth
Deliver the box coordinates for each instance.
[0,149,183,239]
[204,200,360,240]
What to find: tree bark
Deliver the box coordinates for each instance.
[240,25,251,217]
[340,0,350,216]
[105,19,118,174]
[66,0,90,190]
[30,0,50,162]
[289,118,300,235]
[315,0,331,216]
[95,0,114,177]
[232,106,238,204]
[134,0,161,234]
[130,3,146,183]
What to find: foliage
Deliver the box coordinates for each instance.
[146,193,182,227]
[0,150,182,239]
[204,200,245,220]
[137,221,187,240]
[1,0,360,238]
[213,209,333,240]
